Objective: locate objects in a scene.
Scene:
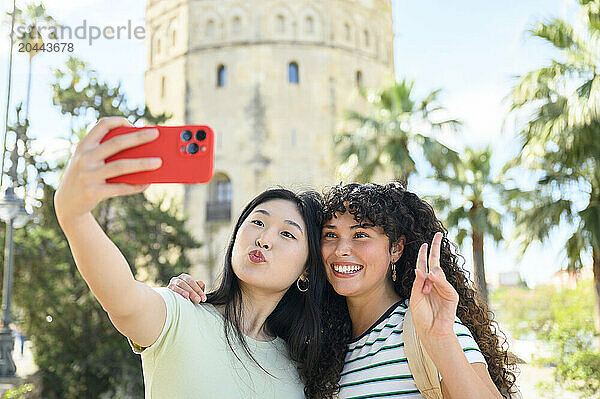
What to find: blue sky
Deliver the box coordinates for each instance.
[0,0,585,286]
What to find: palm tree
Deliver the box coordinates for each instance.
[430,146,504,304]
[334,78,460,186]
[11,2,60,119]
[507,0,600,337]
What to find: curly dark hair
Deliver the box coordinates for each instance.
[321,182,518,395]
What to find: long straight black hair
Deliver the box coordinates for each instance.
[205,188,341,398]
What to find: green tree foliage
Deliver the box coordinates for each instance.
[429,147,503,304]
[2,383,34,399]
[506,0,600,338]
[493,280,600,397]
[0,57,197,398]
[333,78,460,186]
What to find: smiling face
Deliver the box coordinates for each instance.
[321,211,404,299]
[231,199,309,295]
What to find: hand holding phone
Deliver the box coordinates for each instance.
[55,117,162,221]
[100,123,214,184]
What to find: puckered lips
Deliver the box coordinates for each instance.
[330,261,364,278]
[248,249,266,263]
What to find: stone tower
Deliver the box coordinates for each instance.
[144,0,395,283]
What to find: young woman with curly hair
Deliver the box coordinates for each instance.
[171,181,518,398]
[319,182,517,398]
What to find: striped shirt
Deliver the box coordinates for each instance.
[339,300,486,399]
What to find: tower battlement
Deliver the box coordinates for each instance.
[144,0,395,283]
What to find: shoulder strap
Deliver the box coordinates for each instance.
[405,308,524,399]
[403,307,443,399]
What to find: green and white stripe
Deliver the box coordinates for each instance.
[338,300,487,399]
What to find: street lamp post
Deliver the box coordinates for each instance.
[0,187,30,377]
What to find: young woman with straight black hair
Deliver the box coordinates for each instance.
[54,117,343,398]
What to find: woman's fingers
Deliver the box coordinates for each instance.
[428,267,459,302]
[181,275,206,302]
[98,157,162,181]
[93,128,159,162]
[96,183,151,199]
[81,117,133,150]
[170,274,206,303]
[416,243,428,274]
[428,232,443,273]
[167,281,192,299]
[168,277,201,303]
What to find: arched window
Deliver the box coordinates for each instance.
[156,37,162,54]
[364,30,369,47]
[233,16,241,35]
[305,16,314,34]
[207,175,232,221]
[171,29,177,45]
[161,75,167,98]
[217,65,226,87]
[344,23,351,41]
[356,70,363,88]
[277,14,285,33]
[206,19,215,37]
[288,62,299,84]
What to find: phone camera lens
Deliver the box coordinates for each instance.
[195,129,206,141]
[181,130,192,141]
[187,142,199,154]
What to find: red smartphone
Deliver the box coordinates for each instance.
[100,125,214,184]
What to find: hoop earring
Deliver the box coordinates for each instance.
[391,262,397,282]
[296,277,309,292]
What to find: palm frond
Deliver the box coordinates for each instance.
[565,228,585,272]
[579,201,600,250]
[512,198,574,254]
[447,206,469,228]
[530,18,593,62]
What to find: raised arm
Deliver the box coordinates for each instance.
[55,117,166,347]
[410,233,502,399]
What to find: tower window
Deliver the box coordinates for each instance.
[161,75,166,98]
[305,16,314,34]
[277,15,285,33]
[217,65,227,87]
[288,62,299,84]
[171,29,177,45]
[206,19,215,37]
[207,175,232,222]
[364,30,369,47]
[216,180,231,202]
[356,70,363,88]
[233,16,241,35]
[157,37,162,54]
[344,23,351,41]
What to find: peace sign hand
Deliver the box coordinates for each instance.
[409,232,459,341]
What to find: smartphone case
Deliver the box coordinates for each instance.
[100,125,214,184]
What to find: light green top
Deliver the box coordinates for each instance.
[129,287,305,399]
